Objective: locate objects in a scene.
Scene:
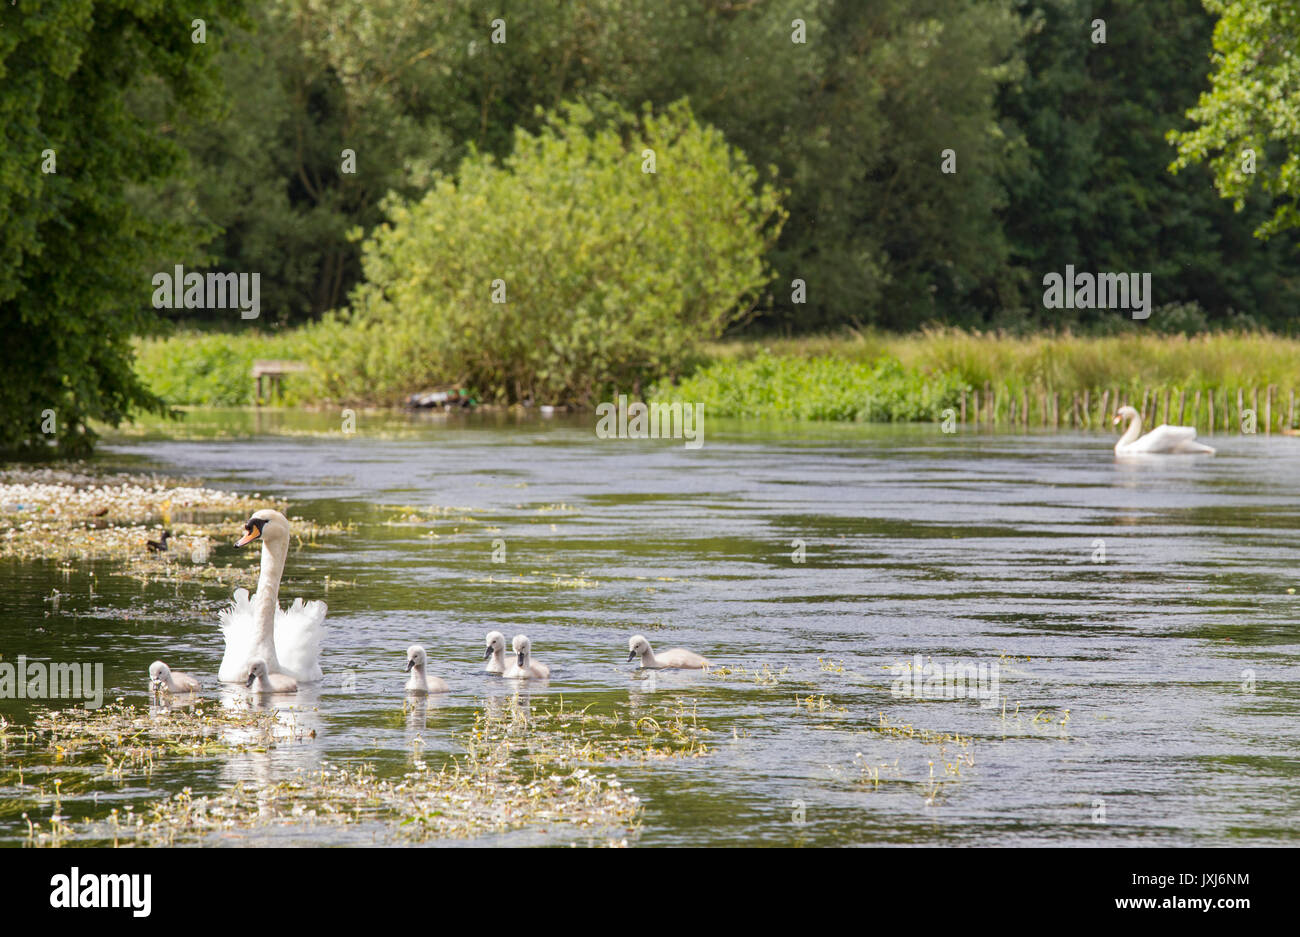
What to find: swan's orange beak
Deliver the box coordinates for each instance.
[1112,414,1121,426]
[236,527,260,547]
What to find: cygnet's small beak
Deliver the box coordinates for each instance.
[245,672,256,688]
[627,650,638,662]
[517,652,526,667]
[483,646,494,661]
[404,658,415,672]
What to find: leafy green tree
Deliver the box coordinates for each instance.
[142,0,1028,332]
[311,100,785,405]
[141,0,666,325]
[1168,0,1300,240]
[0,0,246,456]
[999,0,1300,330]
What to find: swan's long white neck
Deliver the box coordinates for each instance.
[1117,412,1143,450]
[489,647,505,669]
[639,643,657,667]
[252,538,287,672]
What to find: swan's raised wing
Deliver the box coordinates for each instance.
[274,597,327,683]
[217,588,256,682]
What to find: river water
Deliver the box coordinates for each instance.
[2,409,1298,845]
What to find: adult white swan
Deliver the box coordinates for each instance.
[1113,405,1215,455]
[217,509,326,683]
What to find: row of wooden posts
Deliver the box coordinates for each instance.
[957,384,1298,434]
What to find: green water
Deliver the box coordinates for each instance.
[2,408,1298,845]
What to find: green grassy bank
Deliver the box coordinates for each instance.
[135,328,1300,430]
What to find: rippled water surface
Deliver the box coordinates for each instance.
[3,410,1299,845]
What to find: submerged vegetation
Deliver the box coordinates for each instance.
[69,761,642,847]
[3,661,1020,843]
[7,694,727,845]
[0,466,346,580]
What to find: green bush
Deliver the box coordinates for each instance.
[311,98,786,406]
[658,351,968,422]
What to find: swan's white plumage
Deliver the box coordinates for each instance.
[404,645,450,695]
[627,634,711,670]
[503,635,550,679]
[1114,406,1215,455]
[218,588,326,683]
[484,630,507,674]
[149,661,200,694]
[245,658,298,694]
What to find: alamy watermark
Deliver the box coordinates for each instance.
[595,396,703,449]
[50,867,151,917]
[0,656,104,709]
[890,654,1000,709]
[1042,265,1151,320]
[151,264,260,319]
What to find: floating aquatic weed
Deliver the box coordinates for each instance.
[464,573,599,589]
[705,662,788,686]
[0,465,345,577]
[63,757,641,846]
[994,701,1072,740]
[466,695,714,766]
[833,714,979,805]
[21,700,313,781]
[387,504,492,529]
[550,575,598,589]
[794,694,848,715]
[848,711,977,749]
[18,696,677,846]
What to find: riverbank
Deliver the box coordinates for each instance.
[134,328,1300,429]
[686,330,1300,430]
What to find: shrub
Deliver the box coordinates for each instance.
[313,98,786,406]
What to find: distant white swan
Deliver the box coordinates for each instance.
[218,509,326,683]
[245,658,298,694]
[404,645,450,694]
[503,635,550,679]
[149,661,199,694]
[1113,405,1215,455]
[628,634,712,670]
[483,631,507,674]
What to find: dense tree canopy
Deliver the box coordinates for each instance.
[1169,0,1300,239]
[1,0,246,456]
[1002,0,1300,331]
[137,0,1300,335]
